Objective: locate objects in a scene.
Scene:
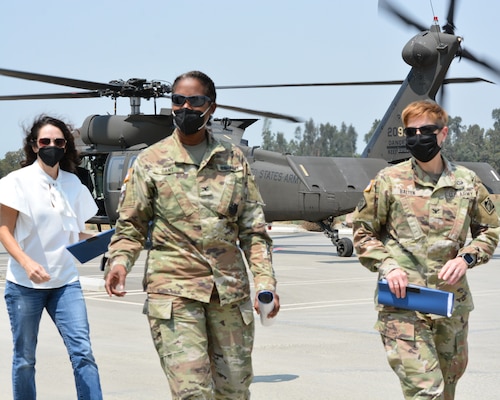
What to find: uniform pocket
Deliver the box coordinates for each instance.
[144,298,173,320]
[150,166,195,220]
[216,166,245,220]
[238,298,255,326]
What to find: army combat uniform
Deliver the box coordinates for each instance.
[352,157,499,400]
[107,130,276,400]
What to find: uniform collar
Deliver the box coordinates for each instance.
[411,156,460,188]
[172,129,227,166]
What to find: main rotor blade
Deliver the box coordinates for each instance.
[443,77,495,84]
[0,68,121,91]
[217,80,404,90]
[1,77,489,103]
[217,103,303,123]
[378,0,428,32]
[459,49,500,79]
[0,91,102,101]
[217,77,492,90]
[442,0,457,34]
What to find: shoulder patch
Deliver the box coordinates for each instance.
[356,196,367,212]
[481,196,496,215]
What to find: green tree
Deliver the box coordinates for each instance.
[317,122,336,156]
[0,149,24,178]
[275,132,289,154]
[261,118,292,154]
[259,110,500,176]
[335,122,357,156]
[485,108,500,172]
[260,119,275,150]
[263,118,359,157]
[364,119,381,146]
[302,119,319,156]
[445,121,486,163]
[441,115,464,161]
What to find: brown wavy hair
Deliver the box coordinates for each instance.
[21,115,80,172]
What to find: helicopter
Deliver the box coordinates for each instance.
[1,0,500,258]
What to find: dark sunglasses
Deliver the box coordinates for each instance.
[403,125,443,137]
[171,94,212,107]
[37,138,67,148]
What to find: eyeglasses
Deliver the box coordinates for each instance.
[171,94,212,107]
[403,125,443,137]
[37,138,67,148]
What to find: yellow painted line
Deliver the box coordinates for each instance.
[299,164,309,177]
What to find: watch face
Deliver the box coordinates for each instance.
[463,254,474,264]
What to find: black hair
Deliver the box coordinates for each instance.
[172,71,217,103]
[21,114,80,173]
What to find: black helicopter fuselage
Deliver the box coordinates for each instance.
[241,146,387,222]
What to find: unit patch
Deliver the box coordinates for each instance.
[356,196,367,212]
[481,196,496,215]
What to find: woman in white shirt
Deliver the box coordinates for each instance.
[0,115,103,400]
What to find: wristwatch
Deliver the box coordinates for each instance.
[460,253,477,268]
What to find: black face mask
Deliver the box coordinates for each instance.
[173,107,211,135]
[406,133,441,162]
[38,146,65,167]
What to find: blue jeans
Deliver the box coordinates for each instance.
[4,280,103,400]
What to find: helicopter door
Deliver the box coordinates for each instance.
[303,191,321,216]
[103,151,139,223]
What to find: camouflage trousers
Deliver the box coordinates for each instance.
[145,294,255,400]
[375,310,469,400]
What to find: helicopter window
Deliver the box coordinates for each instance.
[78,155,107,199]
[107,155,126,191]
[127,155,137,169]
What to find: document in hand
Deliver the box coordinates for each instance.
[67,228,116,264]
[377,279,454,317]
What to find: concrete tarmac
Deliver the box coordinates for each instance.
[1,227,500,399]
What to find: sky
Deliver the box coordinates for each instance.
[1,0,499,158]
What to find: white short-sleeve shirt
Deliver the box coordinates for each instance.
[0,161,97,288]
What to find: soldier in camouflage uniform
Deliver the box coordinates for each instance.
[352,100,499,400]
[104,71,279,400]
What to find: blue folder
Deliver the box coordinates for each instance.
[67,228,115,264]
[377,279,454,317]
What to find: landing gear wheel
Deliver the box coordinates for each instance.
[317,218,354,257]
[336,237,353,257]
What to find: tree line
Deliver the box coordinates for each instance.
[0,149,24,178]
[1,109,500,177]
[260,109,500,173]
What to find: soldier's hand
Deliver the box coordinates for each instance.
[253,291,280,318]
[438,257,467,286]
[385,269,408,299]
[105,264,127,297]
[268,292,280,318]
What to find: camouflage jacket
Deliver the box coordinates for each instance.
[108,130,276,305]
[352,157,500,315]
